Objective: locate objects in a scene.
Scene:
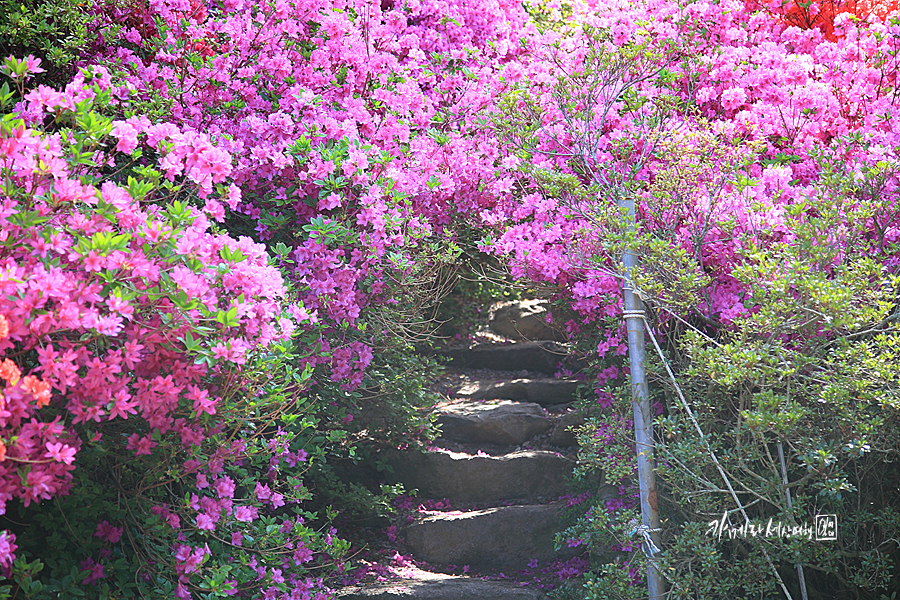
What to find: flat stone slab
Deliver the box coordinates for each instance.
[436,400,551,445]
[404,504,576,571]
[381,449,573,504]
[489,299,567,342]
[437,342,569,374]
[455,378,580,406]
[339,576,549,599]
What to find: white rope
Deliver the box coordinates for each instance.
[629,521,662,557]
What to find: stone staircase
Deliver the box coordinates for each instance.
[340,301,588,600]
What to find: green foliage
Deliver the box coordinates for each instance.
[642,145,900,598]
[427,262,523,343]
[355,351,442,443]
[492,22,681,205]
[521,0,579,34]
[0,0,90,83]
[294,349,442,535]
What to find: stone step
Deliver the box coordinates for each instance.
[339,574,549,599]
[455,378,580,406]
[381,449,573,504]
[489,299,569,343]
[436,341,570,374]
[404,504,576,572]
[435,400,551,445]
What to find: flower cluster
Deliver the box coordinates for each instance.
[0,57,314,589]
[77,0,538,390]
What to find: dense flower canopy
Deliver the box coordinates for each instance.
[1,0,899,596]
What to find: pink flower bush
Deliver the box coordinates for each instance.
[76,0,536,393]
[0,58,306,583]
[471,2,900,596]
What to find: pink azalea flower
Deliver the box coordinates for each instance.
[44,442,77,465]
[318,193,342,211]
[234,506,255,522]
[196,513,215,531]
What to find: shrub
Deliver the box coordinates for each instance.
[0,56,347,599]
[485,3,900,598]
[0,0,90,83]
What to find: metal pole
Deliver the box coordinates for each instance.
[621,197,664,599]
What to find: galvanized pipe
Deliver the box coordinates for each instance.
[621,205,664,599]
